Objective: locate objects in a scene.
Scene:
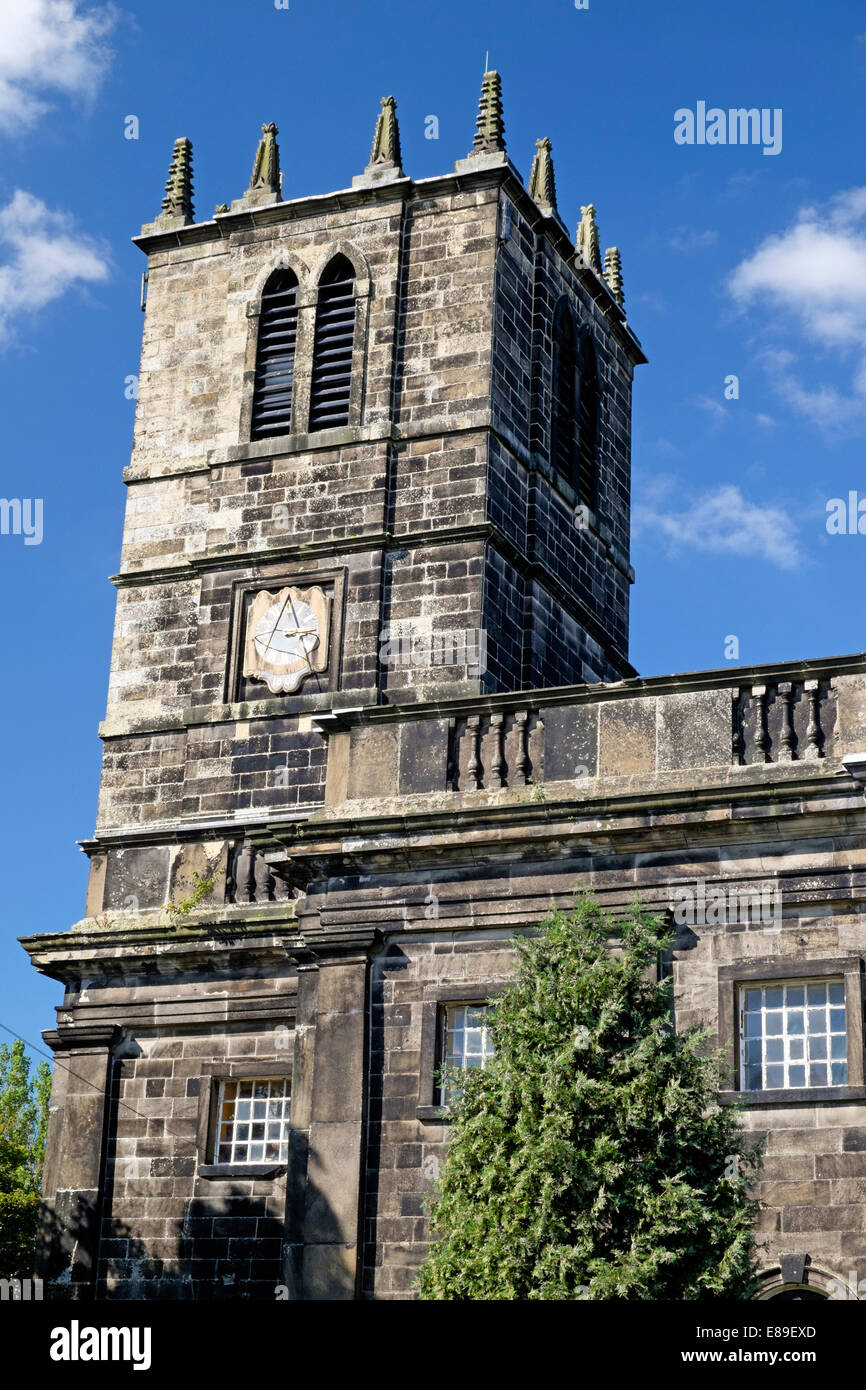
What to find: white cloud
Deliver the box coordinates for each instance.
[0,190,110,340]
[633,479,802,570]
[697,395,727,422]
[729,187,866,432]
[669,227,718,253]
[0,0,116,133]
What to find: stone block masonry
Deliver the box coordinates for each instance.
[22,79,866,1304]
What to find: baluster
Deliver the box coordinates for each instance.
[253,853,273,902]
[731,690,744,766]
[804,679,824,759]
[446,718,458,791]
[776,682,795,761]
[226,843,239,904]
[751,685,770,763]
[514,710,530,784]
[490,713,505,788]
[466,715,482,790]
[244,844,258,903]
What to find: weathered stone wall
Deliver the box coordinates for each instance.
[104,1024,291,1299]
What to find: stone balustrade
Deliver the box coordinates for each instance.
[320,655,866,806]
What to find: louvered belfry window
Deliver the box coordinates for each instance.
[551,303,578,480]
[308,256,356,431]
[251,270,299,439]
[576,333,599,511]
[551,300,599,511]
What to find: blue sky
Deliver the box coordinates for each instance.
[2,0,866,1059]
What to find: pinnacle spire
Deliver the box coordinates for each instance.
[368,95,403,171]
[528,137,557,216]
[140,136,194,235]
[576,204,602,274]
[470,68,505,155]
[250,122,281,194]
[604,246,625,309]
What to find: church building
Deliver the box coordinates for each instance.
[21,73,866,1301]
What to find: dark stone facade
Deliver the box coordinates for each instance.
[21,124,866,1302]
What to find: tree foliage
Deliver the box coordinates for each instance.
[418,896,762,1300]
[0,1040,52,1278]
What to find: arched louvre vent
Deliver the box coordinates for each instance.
[551,299,600,511]
[551,303,577,480]
[251,270,299,439]
[309,256,356,431]
[576,334,599,510]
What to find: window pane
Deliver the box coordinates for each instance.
[739,980,846,1092]
[439,1003,495,1103]
[215,1078,292,1163]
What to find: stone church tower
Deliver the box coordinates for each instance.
[23,75,866,1302]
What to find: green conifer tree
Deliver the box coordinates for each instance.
[0,1040,52,1278]
[418,896,762,1300]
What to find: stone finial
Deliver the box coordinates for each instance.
[353,95,405,188]
[604,246,625,308]
[163,137,194,219]
[230,122,283,211]
[470,68,505,154]
[368,95,402,171]
[140,137,194,235]
[577,203,602,274]
[250,122,281,193]
[528,137,557,216]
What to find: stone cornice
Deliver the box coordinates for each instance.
[309,650,866,727]
[42,1024,120,1051]
[246,764,866,884]
[22,920,304,984]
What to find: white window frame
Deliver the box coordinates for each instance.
[213,1076,291,1165]
[438,1002,495,1104]
[738,979,847,1092]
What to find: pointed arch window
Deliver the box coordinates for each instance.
[551,302,578,481]
[551,300,599,510]
[576,333,599,511]
[251,269,299,440]
[309,255,356,432]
